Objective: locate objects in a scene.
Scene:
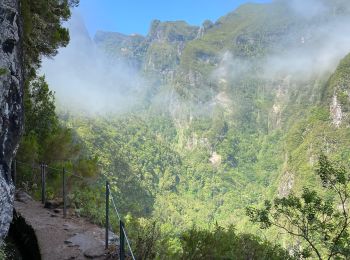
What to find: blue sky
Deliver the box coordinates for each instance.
[77,0,271,37]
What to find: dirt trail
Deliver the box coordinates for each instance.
[13,192,118,260]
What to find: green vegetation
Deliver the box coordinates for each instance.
[16,73,97,200]
[247,155,350,259]
[179,225,293,260]
[0,68,8,76]
[117,219,293,259]
[61,12,350,255]
[16,0,99,198]
[66,0,350,256]
[21,0,77,79]
[16,0,100,198]
[0,246,5,260]
[64,113,280,228]
[327,53,350,120]
[14,0,350,258]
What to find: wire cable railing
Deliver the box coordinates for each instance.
[108,183,136,260]
[110,189,122,221]
[12,159,136,260]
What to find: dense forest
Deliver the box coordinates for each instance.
[6,0,350,259]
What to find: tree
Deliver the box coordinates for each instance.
[21,0,79,79]
[15,0,102,193]
[179,225,294,260]
[247,154,350,259]
[24,76,58,140]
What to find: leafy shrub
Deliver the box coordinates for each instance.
[178,225,293,260]
[69,184,107,225]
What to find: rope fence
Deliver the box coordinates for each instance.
[12,159,136,259]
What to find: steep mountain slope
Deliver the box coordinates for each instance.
[59,0,350,248]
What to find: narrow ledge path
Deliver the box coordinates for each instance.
[13,191,118,260]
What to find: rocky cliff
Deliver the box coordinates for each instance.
[91,0,350,203]
[0,0,23,238]
[94,20,200,84]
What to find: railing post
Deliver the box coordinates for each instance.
[32,161,34,184]
[120,220,125,260]
[105,181,109,249]
[41,163,46,204]
[62,167,67,218]
[44,164,46,203]
[41,164,44,204]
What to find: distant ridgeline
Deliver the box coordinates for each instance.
[62,0,350,256]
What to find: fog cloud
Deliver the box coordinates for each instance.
[43,1,350,116]
[288,0,328,19]
[264,16,350,79]
[214,0,350,83]
[42,12,147,115]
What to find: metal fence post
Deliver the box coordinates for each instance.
[62,167,67,218]
[105,181,109,249]
[41,164,44,204]
[32,161,34,184]
[41,163,46,204]
[120,220,125,260]
[44,164,46,203]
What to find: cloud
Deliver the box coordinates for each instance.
[42,1,350,117]
[214,1,350,83]
[263,15,350,80]
[288,0,328,19]
[41,12,147,115]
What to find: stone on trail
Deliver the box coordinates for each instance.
[14,195,118,259]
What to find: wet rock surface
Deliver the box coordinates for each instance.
[0,0,23,239]
[14,193,118,259]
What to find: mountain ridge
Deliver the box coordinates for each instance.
[52,0,350,253]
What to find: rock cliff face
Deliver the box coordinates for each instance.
[0,0,23,238]
[94,31,146,69]
[94,20,199,83]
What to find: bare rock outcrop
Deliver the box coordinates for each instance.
[330,94,343,127]
[0,0,23,238]
[278,171,294,198]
